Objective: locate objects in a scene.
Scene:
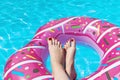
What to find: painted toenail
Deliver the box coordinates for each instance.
[71,39,74,41]
[48,38,52,40]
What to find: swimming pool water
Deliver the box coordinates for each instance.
[1,0,120,80]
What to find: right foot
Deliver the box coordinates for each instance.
[64,38,77,80]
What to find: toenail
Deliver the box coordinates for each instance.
[71,39,74,41]
[48,38,52,40]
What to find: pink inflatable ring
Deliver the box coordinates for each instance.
[4,17,120,80]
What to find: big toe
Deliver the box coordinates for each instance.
[70,38,76,47]
[48,37,52,46]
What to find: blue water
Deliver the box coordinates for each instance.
[1,0,120,80]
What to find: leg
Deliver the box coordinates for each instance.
[48,38,69,80]
[64,38,77,80]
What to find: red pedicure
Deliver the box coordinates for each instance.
[71,39,74,41]
[48,38,52,40]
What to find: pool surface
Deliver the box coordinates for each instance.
[1,0,120,80]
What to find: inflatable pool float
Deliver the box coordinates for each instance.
[3,17,120,80]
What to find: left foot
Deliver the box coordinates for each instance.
[47,38,65,74]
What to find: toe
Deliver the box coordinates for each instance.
[52,38,55,45]
[64,42,67,47]
[64,44,66,49]
[48,37,52,45]
[60,44,62,48]
[55,39,58,45]
[58,41,60,47]
[67,40,71,47]
[71,38,76,47]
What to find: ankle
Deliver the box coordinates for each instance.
[52,63,64,76]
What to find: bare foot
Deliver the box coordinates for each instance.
[48,38,68,80]
[48,38,65,65]
[64,38,77,80]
